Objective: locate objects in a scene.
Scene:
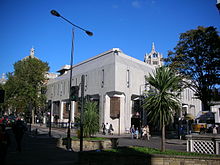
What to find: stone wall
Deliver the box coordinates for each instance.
[78,152,220,165]
[57,138,116,151]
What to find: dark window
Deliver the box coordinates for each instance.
[101,69,104,88]
[110,97,120,118]
[153,61,158,65]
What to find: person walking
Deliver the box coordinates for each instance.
[142,126,147,139]
[213,125,217,134]
[105,123,110,135]
[13,119,25,152]
[146,125,150,140]
[130,125,135,139]
[135,127,139,139]
[0,124,10,165]
[101,123,106,135]
[109,124,114,135]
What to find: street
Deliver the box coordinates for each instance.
[5,124,186,165]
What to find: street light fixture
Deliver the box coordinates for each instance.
[217,0,220,13]
[50,10,93,36]
[51,9,93,151]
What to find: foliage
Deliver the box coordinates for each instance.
[165,26,220,110]
[106,146,218,157]
[75,101,99,137]
[143,66,182,128]
[2,57,49,115]
[143,66,183,151]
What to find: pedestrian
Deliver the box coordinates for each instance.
[213,126,217,134]
[101,123,106,135]
[146,125,150,140]
[179,125,184,140]
[109,124,114,135]
[0,124,10,165]
[142,126,147,139]
[105,123,110,135]
[130,125,135,139]
[13,119,25,152]
[135,127,139,139]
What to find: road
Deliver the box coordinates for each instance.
[5,124,186,165]
[32,124,186,151]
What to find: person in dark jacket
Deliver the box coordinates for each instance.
[13,119,25,152]
[0,124,10,164]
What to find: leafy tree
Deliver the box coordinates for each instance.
[75,101,99,137]
[166,26,220,111]
[3,56,49,120]
[143,66,182,152]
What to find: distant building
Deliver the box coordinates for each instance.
[0,73,7,85]
[23,47,58,83]
[23,47,39,60]
[46,44,202,133]
[144,42,163,67]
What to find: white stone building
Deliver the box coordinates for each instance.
[46,44,202,133]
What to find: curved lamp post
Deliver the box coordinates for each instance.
[217,0,220,13]
[51,10,93,151]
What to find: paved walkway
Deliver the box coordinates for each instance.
[6,130,78,165]
[5,124,186,165]
[32,124,186,151]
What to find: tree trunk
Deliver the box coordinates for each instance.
[161,124,165,152]
[31,109,35,124]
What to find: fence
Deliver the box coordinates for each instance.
[46,122,79,129]
[186,134,220,155]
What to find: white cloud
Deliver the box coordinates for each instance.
[151,0,156,4]
[131,1,141,8]
[112,4,119,9]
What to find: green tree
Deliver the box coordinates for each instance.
[166,26,220,111]
[143,66,182,152]
[3,57,49,120]
[79,101,99,137]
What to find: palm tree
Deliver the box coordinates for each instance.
[143,66,183,151]
[83,101,99,137]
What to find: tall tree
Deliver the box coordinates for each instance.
[166,26,220,111]
[4,56,49,121]
[143,66,182,152]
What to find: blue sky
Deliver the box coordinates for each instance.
[0,0,219,77]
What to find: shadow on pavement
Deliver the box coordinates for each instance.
[79,147,152,165]
[6,132,78,165]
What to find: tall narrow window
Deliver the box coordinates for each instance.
[60,82,63,96]
[101,69,104,88]
[57,84,60,96]
[53,85,55,97]
[126,69,130,88]
[85,75,88,91]
[63,81,65,95]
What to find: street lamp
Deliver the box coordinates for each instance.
[51,9,93,151]
[217,0,220,13]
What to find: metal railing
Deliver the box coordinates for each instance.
[186,134,220,155]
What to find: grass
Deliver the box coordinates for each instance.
[105,146,219,158]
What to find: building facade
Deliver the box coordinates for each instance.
[46,45,202,133]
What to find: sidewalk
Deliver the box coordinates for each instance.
[5,124,187,165]
[6,130,79,165]
[32,124,186,151]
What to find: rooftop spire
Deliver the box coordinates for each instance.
[30,47,35,58]
[152,42,155,52]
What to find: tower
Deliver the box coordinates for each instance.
[30,47,35,58]
[144,42,163,67]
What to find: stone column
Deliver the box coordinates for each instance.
[60,101,64,121]
[70,101,75,122]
